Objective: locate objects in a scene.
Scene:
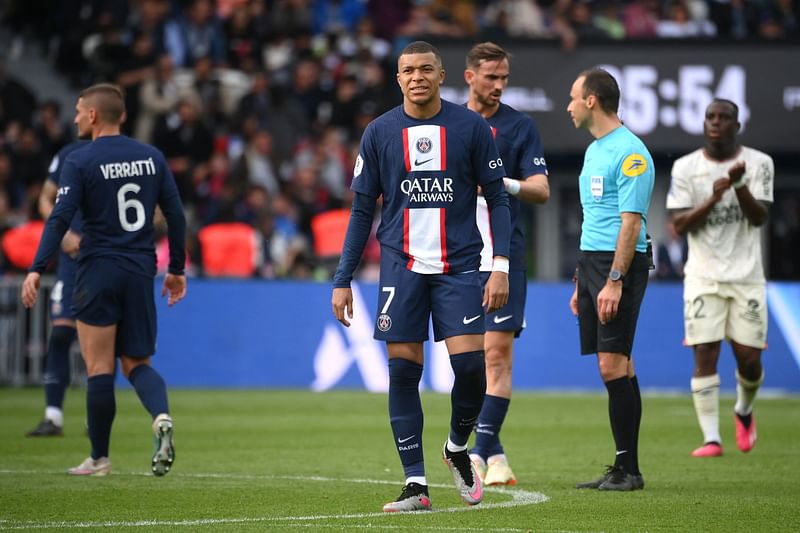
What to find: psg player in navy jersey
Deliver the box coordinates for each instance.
[332,41,512,512]
[21,84,186,477]
[464,42,550,487]
[26,140,89,437]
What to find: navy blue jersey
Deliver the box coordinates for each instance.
[352,100,506,274]
[47,140,90,234]
[476,103,547,272]
[30,135,186,277]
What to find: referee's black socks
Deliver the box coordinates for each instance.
[605,376,637,475]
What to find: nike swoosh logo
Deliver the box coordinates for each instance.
[414,157,433,166]
[493,315,513,324]
[463,315,481,325]
[601,336,619,343]
[476,423,491,428]
[398,435,416,443]
[616,450,628,456]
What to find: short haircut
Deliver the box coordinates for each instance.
[708,98,739,120]
[399,41,442,67]
[79,83,126,123]
[578,68,620,114]
[466,42,511,69]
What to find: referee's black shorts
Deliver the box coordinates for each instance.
[577,251,649,357]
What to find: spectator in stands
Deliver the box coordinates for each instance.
[33,100,73,159]
[657,0,717,38]
[153,95,215,202]
[9,126,46,217]
[654,220,688,280]
[115,30,160,138]
[190,56,225,126]
[164,0,227,67]
[234,128,281,197]
[482,0,549,39]
[135,54,184,143]
[224,3,263,72]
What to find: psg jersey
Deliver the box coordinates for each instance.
[31,135,185,277]
[352,99,505,274]
[475,102,548,271]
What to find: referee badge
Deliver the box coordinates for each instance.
[622,154,648,177]
[591,175,603,201]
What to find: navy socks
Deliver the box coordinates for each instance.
[87,374,115,459]
[388,358,425,479]
[127,364,169,418]
[43,326,75,409]
[472,394,510,458]
[448,351,486,447]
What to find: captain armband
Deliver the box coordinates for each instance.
[492,257,509,274]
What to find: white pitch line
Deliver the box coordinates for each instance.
[0,471,549,531]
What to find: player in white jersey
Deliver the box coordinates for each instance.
[666,98,773,458]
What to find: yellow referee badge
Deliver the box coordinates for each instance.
[622,154,648,178]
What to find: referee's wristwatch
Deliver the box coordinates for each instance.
[609,269,625,283]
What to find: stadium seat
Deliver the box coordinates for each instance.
[198,222,262,277]
[1,220,44,270]
[311,209,350,277]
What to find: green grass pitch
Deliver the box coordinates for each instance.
[1,388,798,532]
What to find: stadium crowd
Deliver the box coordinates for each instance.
[0,0,797,279]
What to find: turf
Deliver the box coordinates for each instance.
[1,388,798,532]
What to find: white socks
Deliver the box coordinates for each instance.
[691,374,721,444]
[735,369,764,416]
[45,406,64,427]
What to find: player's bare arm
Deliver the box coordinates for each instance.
[38,180,58,219]
[670,177,731,235]
[728,161,770,226]
[509,173,550,204]
[332,287,354,327]
[597,212,640,325]
[483,258,509,313]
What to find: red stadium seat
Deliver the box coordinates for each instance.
[2,220,45,270]
[198,222,262,277]
[311,209,350,259]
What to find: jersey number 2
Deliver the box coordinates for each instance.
[117,183,145,232]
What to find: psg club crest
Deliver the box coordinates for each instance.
[377,313,392,332]
[415,137,432,154]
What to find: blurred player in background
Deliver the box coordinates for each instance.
[332,41,511,512]
[568,68,654,491]
[667,98,773,458]
[21,83,186,477]
[26,140,87,437]
[463,42,550,486]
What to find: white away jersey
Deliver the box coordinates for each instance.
[667,146,773,282]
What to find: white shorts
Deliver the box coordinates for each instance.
[683,277,767,349]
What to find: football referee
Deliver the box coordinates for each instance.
[566,68,655,491]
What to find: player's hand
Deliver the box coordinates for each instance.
[483,271,509,313]
[569,284,578,317]
[332,287,354,327]
[711,177,731,200]
[161,274,187,307]
[60,230,81,258]
[597,280,622,325]
[20,272,41,309]
[728,160,746,184]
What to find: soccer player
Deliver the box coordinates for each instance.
[26,140,88,437]
[21,83,187,477]
[463,42,550,486]
[667,98,772,458]
[331,41,511,512]
[567,68,654,491]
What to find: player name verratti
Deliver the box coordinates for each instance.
[100,158,156,180]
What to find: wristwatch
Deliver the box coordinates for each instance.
[609,269,625,282]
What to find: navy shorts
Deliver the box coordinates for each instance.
[50,252,78,321]
[375,254,485,343]
[481,270,526,336]
[577,251,649,357]
[72,256,157,357]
